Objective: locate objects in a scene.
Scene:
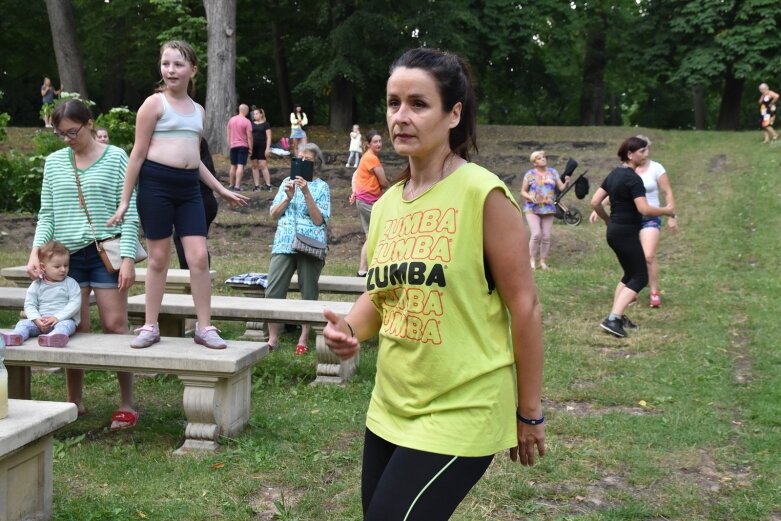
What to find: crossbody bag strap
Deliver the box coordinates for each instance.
[71,149,103,251]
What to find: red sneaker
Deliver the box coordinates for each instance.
[295,344,309,356]
[650,292,662,308]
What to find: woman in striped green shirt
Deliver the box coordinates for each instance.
[27,99,140,430]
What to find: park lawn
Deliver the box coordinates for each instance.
[3,126,780,520]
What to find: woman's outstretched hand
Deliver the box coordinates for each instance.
[323,308,360,360]
[219,187,250,207]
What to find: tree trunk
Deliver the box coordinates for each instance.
[716,72,744,131]
[692,85,706,130]
[329,76,353,131]
[271,21,291,131]
[578,18,607,126]
[43,0,88,99]
[203,0,237,155]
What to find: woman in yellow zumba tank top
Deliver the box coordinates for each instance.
[324,48,545,520]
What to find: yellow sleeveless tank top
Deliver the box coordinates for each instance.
[365,163,520,457]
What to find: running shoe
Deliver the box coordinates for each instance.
[130,324,160,349]
[621,315,638,330]
[194,324,227,350]
[295,344,309,356]
[650,292,662,308]
[600,317,627,338]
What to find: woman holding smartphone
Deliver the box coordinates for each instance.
[265,144,331,355]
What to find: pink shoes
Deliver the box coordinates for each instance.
[650,291,662,308]
[1,333,23,346]
[194,324,227,350]
[38,333,69,347]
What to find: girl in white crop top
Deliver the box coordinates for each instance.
[109,40,248,351]
[633,136,678,308]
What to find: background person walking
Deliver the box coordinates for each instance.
[758,83,779,144]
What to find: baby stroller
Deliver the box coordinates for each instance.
[554,158,589,226]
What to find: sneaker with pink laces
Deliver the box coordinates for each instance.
[650,292,662,308]
[130,324,160,349]
[194,324,227,350]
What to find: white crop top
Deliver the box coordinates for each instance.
[153,93,203,138]
[639,160,666,208]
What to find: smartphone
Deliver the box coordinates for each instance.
[290,157,314,182]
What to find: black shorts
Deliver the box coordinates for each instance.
[136,160,207,240]
[250,142,267,160]
[230,146,249,165]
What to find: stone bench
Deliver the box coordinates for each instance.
[225,274,365,340]
[1,266,216,294]
[225,274,366,298]
[0,399,77,521]
[4,333,268,454]
[127,294,357,385]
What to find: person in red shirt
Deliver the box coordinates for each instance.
[226,104,253,190]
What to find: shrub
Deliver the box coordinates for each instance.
[0,90,9,142]
[95,107,136,153]
[0,152,44,212]
[32,129,67,156]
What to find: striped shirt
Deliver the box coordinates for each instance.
[33,145,141,258]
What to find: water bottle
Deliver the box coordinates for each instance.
[0,336,7,420]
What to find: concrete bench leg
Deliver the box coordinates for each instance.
[158,315,185,337]
[7,365,32,399]
[0,434,55,521]
[175,368,252,454]
[239,320,269,342]
[312,325,359,385]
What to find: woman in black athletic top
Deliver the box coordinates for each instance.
[591,136,675,337]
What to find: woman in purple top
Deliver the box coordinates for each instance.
[520,150,568,270]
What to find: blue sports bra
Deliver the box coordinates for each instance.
[153,93,203,138]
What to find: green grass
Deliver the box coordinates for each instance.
[4,126,781,519]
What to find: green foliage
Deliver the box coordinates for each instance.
[0,151,44,212]
[0,91,9,142]
[95,106,136,153]
[3,0,781,130]
[32,129,67,156]
[53,434,86,461]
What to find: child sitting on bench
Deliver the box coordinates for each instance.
[2,240,81,347]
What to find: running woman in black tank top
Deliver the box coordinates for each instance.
[590,136,675,337]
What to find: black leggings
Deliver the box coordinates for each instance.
[362,428,493,521]
[606,222,648,293]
